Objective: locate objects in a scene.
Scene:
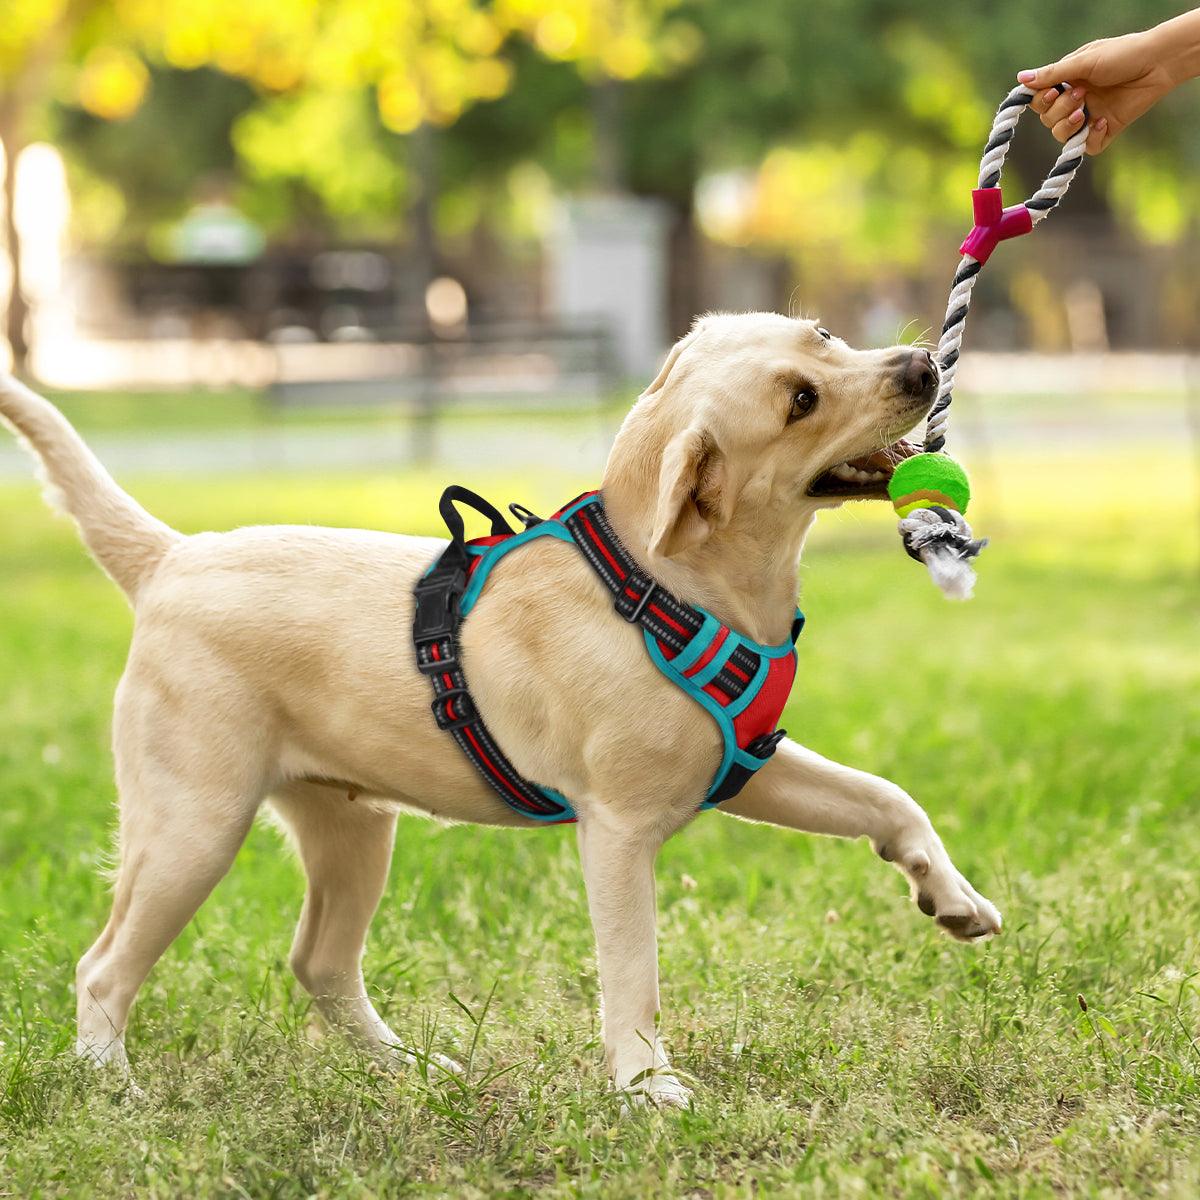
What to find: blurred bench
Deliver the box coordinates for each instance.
[265,321,620,412]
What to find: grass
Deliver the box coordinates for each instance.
[0,431,1198,1197]
[41,387,624,436]
[39,382,1192,438]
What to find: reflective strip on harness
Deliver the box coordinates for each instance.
[412,488,801,825]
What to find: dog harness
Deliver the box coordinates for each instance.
[412,487,803,825]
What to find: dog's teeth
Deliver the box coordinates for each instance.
[828,463,888,486]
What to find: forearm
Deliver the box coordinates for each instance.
[1149,8,1200,86]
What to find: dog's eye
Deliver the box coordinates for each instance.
[816,327,832,341]
[789,387,819,421]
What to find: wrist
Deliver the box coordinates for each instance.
[1148,12,1200,88]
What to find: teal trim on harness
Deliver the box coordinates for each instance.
[557,493,608,523]
[642,633,737,803]
[687,634,738,688]
[460,522,573,616]
[670,611,721,674]
[456,523,580,823]
[641,613,801,808]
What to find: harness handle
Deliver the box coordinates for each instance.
[438,485,515,546]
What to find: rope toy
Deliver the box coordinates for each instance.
[893,83,1089,599]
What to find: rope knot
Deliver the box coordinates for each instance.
[897,507,988,601]
[959,188,1032,265]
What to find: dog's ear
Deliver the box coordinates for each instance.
[642,325,702,396]
[649,426,730,559]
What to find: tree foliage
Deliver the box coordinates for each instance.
[7,0,1200,264]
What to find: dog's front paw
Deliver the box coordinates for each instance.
[617,1068,693,1112]
[379,1045,464,1078]
[878,835,1001,941]
[915,863,1002,941]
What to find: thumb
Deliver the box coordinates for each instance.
[1016,50,1090,90]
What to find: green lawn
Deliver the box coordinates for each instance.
[0,441,1198,1197]
[38,383,1190,438]
[41,387,625,435]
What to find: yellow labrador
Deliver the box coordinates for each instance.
[0,312,1000,1107]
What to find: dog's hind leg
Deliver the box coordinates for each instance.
[720,738,1002,940]
[269,784,460,1076]
[75,675,267,1078]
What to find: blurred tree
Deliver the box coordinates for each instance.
[618,0,1197,322]
[21,0,683,348]
[58,67,258,248]
[6,0,1200,363]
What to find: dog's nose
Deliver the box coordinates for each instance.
[901,348,937,397]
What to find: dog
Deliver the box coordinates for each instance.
[0,312,1000,1107]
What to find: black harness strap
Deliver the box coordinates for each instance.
[412,489,572,821]
[561,500,770,699]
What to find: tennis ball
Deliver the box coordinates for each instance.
[888,453,971,518]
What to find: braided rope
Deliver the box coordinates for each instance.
[924,84,1089,452]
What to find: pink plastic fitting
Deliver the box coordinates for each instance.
[958,188,1033,265]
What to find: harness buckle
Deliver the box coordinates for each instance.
[432,687,476,731]
[413,564,467,641]
[617,573,656,624]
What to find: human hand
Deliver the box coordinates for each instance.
[1016,22,1192,155]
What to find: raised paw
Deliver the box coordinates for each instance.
[878,835,1001,942]
[915,866,1002,942]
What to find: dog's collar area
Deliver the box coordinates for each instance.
[412,487,803,826]
[563,495,803,659]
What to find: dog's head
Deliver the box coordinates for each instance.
[608,312,937,560]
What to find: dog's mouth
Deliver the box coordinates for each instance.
[806,438,921,500]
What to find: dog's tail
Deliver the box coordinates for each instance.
[0,374,180,601]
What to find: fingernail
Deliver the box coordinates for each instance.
[1095,117,1107,132]
[1042,89,1059,104]
[1070,107,1084,123]
[1017,69,1037,83]
[1071,87,1085,100]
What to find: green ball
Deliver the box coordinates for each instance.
[888,453,971,517]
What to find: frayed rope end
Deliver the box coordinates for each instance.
[897,506,987,602]
[921,544,978,600]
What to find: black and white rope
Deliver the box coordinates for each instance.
[925,84,1089,452]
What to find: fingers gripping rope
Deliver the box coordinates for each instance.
[900,84,1088,597]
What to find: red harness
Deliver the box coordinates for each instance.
[413,487,802,824]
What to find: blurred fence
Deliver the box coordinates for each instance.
[1,352,1197,486]
[267,321,619,409]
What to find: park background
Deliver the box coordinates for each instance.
[1,1,1198,1196]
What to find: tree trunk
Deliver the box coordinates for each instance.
[0,109,30,376]
[591,79,623,193]
[666,198,702,339]
[408,122,440,464]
